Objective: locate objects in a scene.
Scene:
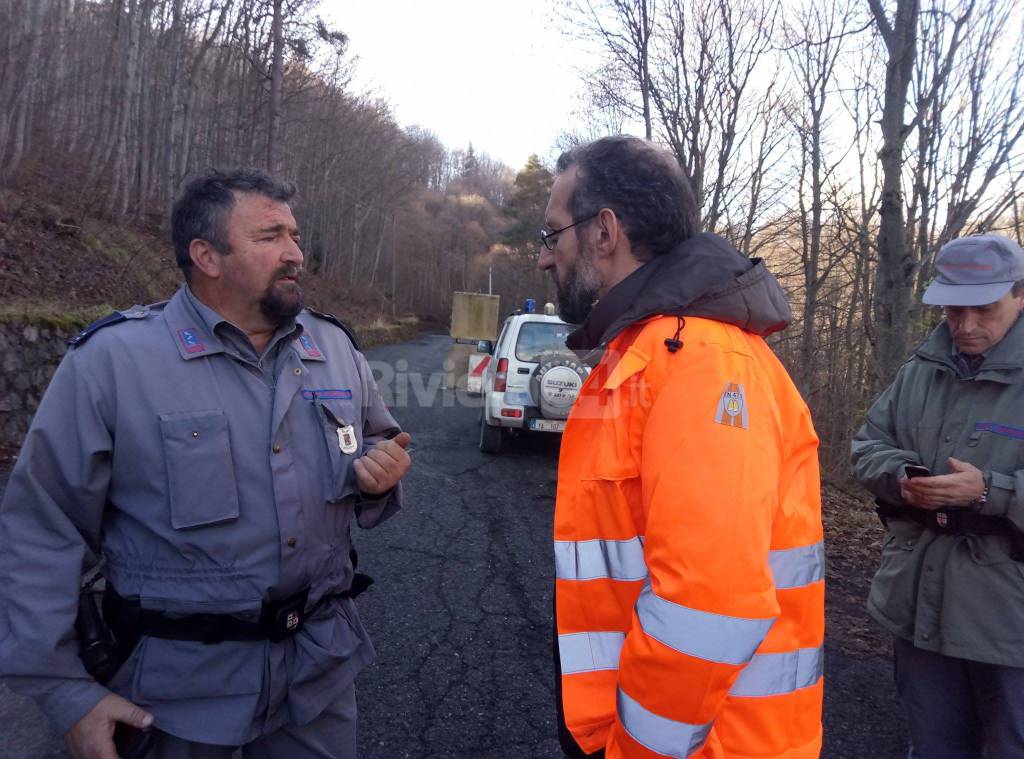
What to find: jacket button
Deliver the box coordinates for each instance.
[905,539,915,547]
[286,537,297,547]
[272,443,282,454]
[944,435,951,442]
[922,633,930,641]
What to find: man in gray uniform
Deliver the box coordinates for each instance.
[0,168,412,758]
[852,234,1024,758]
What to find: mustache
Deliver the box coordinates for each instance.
[273,265,303,281]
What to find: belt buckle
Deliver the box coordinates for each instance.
[931,509,956,533]
[263,589,309,643]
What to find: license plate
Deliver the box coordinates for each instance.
[530,419,566,432]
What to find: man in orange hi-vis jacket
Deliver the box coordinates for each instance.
[539,136,824,759]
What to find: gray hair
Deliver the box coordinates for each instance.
[555,135,699,260]
[171,167,296,277]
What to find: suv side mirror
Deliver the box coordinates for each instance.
[477,340,494,354]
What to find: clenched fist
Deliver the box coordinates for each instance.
[354,431,412,495]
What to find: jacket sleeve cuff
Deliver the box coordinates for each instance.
[355,481,402,528]
[36,678,110,735]
[978,470,1015,520]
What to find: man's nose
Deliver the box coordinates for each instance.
[959,310,980,333]
[538,246,553,272]
[284,237,303,267]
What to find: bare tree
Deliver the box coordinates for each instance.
[0,0,48,180]
[569,0,656,139]
[266,0,284,172]
[784,0,858,397]
[866,0,974,387]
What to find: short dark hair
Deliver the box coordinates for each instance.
[171,167,296,276]
[555,135,698,259]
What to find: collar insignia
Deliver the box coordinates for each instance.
[299,333,322,358]
[177,328,206,354]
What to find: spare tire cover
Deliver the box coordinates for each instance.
[530,353,587,420]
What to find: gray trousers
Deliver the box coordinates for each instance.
[894,637,1024,759]
[148,684,357,759]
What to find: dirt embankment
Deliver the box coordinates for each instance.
[0,188,412,332]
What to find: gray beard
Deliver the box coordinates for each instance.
[555,251,601,325]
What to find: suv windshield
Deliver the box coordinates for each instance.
[515,322,573,363]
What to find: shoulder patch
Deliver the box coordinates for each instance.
[306,307,359,349]
[67,301,167,348]
[714,381,749,429]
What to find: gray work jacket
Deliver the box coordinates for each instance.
[0,285,403,744]
[851,315,1024,667]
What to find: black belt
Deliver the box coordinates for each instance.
[875,500,1024,559]
[104,573,373,646]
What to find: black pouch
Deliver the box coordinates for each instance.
[75,587,125,685]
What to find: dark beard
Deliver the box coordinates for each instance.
[259,266,304,323]
[555,258,599,324]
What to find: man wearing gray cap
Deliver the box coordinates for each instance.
[852,233,1024,758]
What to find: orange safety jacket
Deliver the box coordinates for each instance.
[555,315,824,758]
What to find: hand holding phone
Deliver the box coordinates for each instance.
[905,465,931,479]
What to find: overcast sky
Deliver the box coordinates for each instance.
[324,0,603,170]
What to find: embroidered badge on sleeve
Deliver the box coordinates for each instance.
[714,382,749,429]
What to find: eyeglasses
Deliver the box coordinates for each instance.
[539,213,599,251]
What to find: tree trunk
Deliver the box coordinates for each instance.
[869,0,920,389]
[162,0,184,206]
[2,0,48,180]
[266,0,284,172]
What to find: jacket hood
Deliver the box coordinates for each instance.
[566,232,792,351]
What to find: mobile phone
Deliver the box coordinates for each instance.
[905,465,931,478]
[113,724,154,759]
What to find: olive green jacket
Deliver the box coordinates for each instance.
[851,315,1024,667]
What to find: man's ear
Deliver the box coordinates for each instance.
[189,239,221,279]
[591,207,621,260]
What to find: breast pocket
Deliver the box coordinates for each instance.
[159,410,240,529]
[314,399,361,503]
[966,423,1024,471]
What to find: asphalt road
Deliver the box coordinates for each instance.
[0,333,907,758]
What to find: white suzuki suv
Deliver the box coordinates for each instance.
[477,312,588,454]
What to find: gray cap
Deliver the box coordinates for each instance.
[923,234,1024,306]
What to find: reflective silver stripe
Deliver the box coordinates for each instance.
[617,687,713,758]
[769,541,825,590]
[553,537,648,581]
[558,631,625,674]
[636,584,774,665]
[730,645,824,698]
